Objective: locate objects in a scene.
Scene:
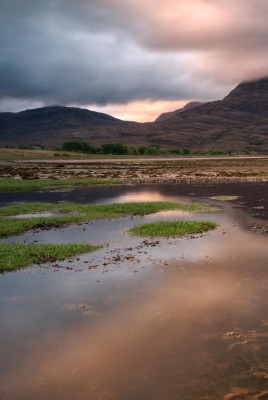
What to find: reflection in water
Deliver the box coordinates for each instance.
[0,184,268,399]
[116,190,188,203]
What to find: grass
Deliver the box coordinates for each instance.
[0,242,101,272]
[0,148,158,160]
[0,201,219,271]
[210,196,239,201]
[0,178,121,192]
[0,201,218,238]
[127,220,218,237]
[0,148,94,159]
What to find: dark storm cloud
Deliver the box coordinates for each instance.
[1,0,268,111]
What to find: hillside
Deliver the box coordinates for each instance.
[0,106,137,147]
[151,77,268,151]
[155,101,204,122]
[1,77,268,151]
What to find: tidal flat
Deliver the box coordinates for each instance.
[0,177,267,399]
[0,155,268,185]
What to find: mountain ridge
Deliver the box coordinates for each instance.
[155,101,204,122]
[1,77,268,151]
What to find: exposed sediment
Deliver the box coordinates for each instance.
[0,156,268,184]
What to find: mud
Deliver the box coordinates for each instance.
[1,156,268,184]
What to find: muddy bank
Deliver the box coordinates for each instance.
[0,156,268,184]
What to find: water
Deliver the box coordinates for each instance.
[0,183,267,399]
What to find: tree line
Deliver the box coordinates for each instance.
[62,141,165,155]
[2,141,254,156]
[61,140,238,156]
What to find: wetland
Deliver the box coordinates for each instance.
[0,156,268,400]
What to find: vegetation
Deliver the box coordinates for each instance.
[0,201,217,217]
[101,143,130,155]
[60,141,253,156]
[62,141,97,153]
[0,178,121,192]
[0,242,101,272]
[0,201,218,238]
[61,141,164,155]
[0,148,91,159]
[0,201,218,271]
[0,144,257,159]
[127,220,218,237]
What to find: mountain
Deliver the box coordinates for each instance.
[155,101,204,122]
[0,106,137,147]
[151,77,268,151]
[1,77,268,151]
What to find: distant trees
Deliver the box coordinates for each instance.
[146,145,160,155]
[0,141,254,156]
[62,141,96,154]
[100,143,129,155]
[60,140,244,156]
[182,148,191,155]
[61,141,163,155]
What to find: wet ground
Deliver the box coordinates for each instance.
[0,182,268,400]
[1,156,268,184]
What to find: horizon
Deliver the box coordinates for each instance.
[1,100,192,123]
[1,1,268,121]
[2,75,268,123]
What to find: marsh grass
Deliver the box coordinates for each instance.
[0,215,84,238]
[127,220,218,237]
[0,242,101,272]
[0,178,121,192]
[0,201,218,238]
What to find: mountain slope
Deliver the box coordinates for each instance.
[0,106,138,147]
[155,101,204,122]
[1,77,268,151]
[151,77,268,151]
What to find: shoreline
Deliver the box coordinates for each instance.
[0,155,267,185]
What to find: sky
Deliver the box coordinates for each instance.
[1,0,268,122]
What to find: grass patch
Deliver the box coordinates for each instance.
[0,178,121,192]
[127,220,218,237]
[0,201,218,217]
[0,242,101,272]
[0,148,95,159]
[0,215,83,238]
[210,196,239,201]
[0,201,218,238]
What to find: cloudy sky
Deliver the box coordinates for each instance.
[1,0,268,121]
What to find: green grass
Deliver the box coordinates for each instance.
[0,201,218,217]
[0,201,218,238]
[0,215,84,238]
[0,178,121,192]
[210,196,239,201]
[127,220,218,237]
[0,242,101,272]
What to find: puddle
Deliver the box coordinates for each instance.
[0,183,267,399]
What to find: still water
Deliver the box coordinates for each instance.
[0,183,268,400]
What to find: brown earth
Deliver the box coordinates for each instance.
[1,155,268,184]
